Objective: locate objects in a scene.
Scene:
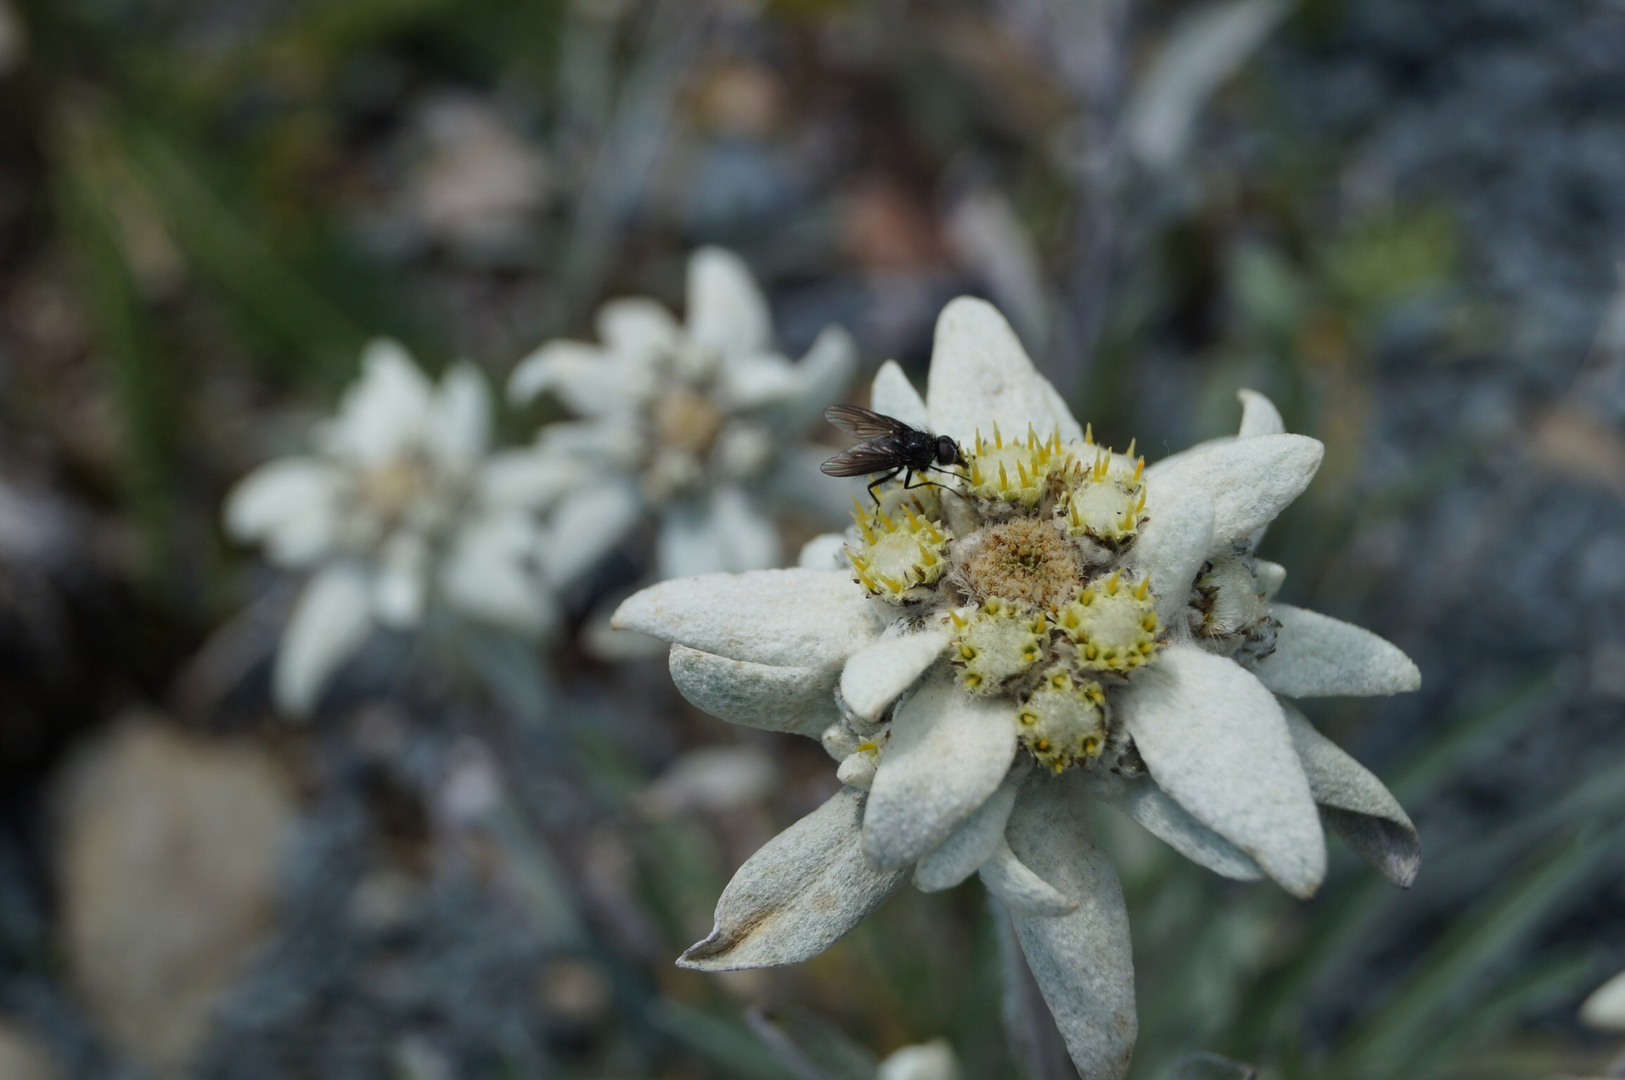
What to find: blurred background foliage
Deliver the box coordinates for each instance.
[2,0,1625,1078]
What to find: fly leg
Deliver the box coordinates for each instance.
[866,469,901,506]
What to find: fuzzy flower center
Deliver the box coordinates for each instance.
[654,387,727,457]
[955,517,1085,611]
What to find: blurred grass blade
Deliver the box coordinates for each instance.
[648,999,802,1080]
[1410,951,1598,1079]
[744,1007,879,1080]
[1330,831,1613,1079]
[53,104,174,585]
[1389,666,1562,805]
[1167,1051,1258,1080]
[119,121,368,376]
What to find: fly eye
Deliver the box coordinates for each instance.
[936,435,959,465]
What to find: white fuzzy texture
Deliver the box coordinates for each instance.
[1283,706,1420,888]
[1120,644,1326,898]
[1253,559,1286,600]
[924,299,1084,445]
[538,481,645,588]
[1004,776,1137,1080]
[840,630,950,725]
[797,533,849,571]
[1236,387,1285,437]
[612,569,885,670]
[1145,434,1323,550]
[1121,489,1215,630]
[1083,771,1263,882]
[914,761,1029,891]
[668,646,839,737]
[979,838,1078,917]
[862,673,1019,869]
[678,787,908,971]
[1250,604,1421,698]
[870,359,930,430]
[224,459,341,568]
[275,566,374,716]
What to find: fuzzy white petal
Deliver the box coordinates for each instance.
[1004,777,1136,1080]
[538,480,645,588]
[1119,643,1325,898]
[477,449,594,510]
[1121,489,1214,630]
[877,1041,960,1080]
[656,488,780,578]
[779,325,857,427]
[862,672,1019,870]
[1283,705,1420,888]
[678,787,908,971]
[720,327,855,422]
[224,459,341,566]
[1254,559,1286,600]
[870,359,930,430]
[840,630,950,725]
[768,446,868,524]
[372,532,429,628]
[1081,771,1263,881]
[1250,604,1421,698]
[668,645,840,737]
[914,761,1029,891]
[924,298,1083,446]
[797,532,849,570]
[324,340,435,464]
[612,569,885,669]
[428,362,491,469]
[274,566,374,715]
[1236,388,1285,437]
[441,513,556,634]
[596,297,679,362]
[980,838,1078,917]
[507,341,653,414]
[1144,434,1323,549]
[1582,971,1625,1032]
[687,247,771,358]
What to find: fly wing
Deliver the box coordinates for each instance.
[824,404,914,439]
[821,445,901,477]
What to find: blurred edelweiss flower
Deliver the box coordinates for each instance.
[227,341,567,714]
[613,298,1423,1079]
[508,247,855,583]
[878,1038,960,1080]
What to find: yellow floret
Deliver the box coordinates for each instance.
[950,598,1050,694]
[1017,667,1107,772]
[846,499,952,604]
[964,424,1068,510]
[1054,570,1160,674]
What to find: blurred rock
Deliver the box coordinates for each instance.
[406,94,549,258]
[535,956,613,1026]
[54,718,295,1076]
[1525,403,1625,494]
[0,1020,55,1080]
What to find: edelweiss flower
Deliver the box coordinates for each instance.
[613,299,1423,1079]
[507,247,854,583]
[227,341,566,714]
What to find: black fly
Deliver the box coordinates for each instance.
[820,405,967,506]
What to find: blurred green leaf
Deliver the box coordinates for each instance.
[648,999,802,1080]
